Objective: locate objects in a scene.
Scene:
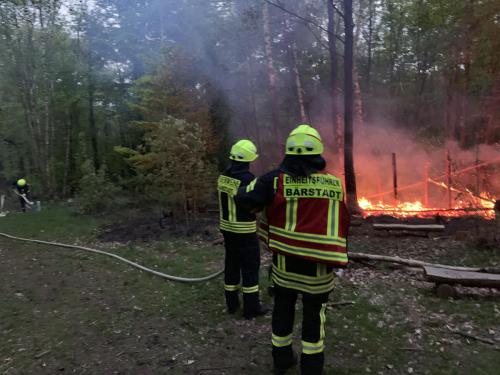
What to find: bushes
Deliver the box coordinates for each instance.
[76,160,121,214]
[116,116,217,226]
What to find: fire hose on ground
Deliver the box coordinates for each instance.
[2,231,499,284]
[0,232,224,283]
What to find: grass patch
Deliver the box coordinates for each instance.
[0,204,98,241]
[1,206,499,374]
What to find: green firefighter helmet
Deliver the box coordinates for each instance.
[229,139,258,162]
[285,124,324,155]
[17,178,27,187]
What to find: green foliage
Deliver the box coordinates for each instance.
[117,116,217,222]
[129,47,223,155]
[76,160,120,214]
[1,0,499,202]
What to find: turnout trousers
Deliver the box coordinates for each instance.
[19,196,27,212]
[272,284,330,375]
[221,231,261,317]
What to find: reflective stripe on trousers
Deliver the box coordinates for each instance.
[242,285,259,293]
[302,303,327,354]
[272,333,293,348]
[224,284,241,292]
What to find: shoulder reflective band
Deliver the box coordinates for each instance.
[283,174,344,200]
[218,175,241,196]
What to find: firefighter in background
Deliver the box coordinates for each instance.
[12,178,32,213]
[217,140,268,319]
[236,125,349,375]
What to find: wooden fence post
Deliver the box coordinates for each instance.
[495,200,500,242]
[392,153,398,203]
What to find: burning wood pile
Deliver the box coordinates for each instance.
[355,153,499,220]
[358,193,496,219]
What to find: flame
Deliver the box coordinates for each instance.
[358,188,496,220]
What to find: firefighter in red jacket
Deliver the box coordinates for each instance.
[217,140,268,319]
[236,125,349,375]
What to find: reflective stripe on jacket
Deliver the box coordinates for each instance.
[272,253,335,294]
[262,172,349,267]
[218,172,257,234]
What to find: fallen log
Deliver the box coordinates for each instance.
[373,223,445,231]
[349,252,500,274]
[212,237,499,274]
[424,266,500,288]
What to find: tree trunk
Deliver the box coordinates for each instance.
[246,60,265,173]
[290,40,308,123]
[262,2,282,149]
[62,119,72,197]
[327,0,341,154]
[445,69,458,140]
[353,3,365,133]
[353,64,364,131]
[366,0,374,94]
[343,0,360,213]
[459,0,474,148]
[62,102,77,197]
[87,49,99,170]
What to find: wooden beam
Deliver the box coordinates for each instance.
[372,223,445,231]
[425,266,500,288]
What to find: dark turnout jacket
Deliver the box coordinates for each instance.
[217,161,257,233]
[13,182,30,196]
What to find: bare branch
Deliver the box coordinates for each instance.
[305,23,329,49]
[263,0,344,44]
[330,0,345,20]
[306,23,345,58]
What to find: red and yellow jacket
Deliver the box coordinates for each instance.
[236,156,350,294]
[261,173,348,266]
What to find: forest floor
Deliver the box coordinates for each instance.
[0,206,499,375]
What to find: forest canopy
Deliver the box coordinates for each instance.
[0,0,499,213]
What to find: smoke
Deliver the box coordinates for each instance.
[323,123,500,206]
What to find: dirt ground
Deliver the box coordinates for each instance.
[1,210,499,374]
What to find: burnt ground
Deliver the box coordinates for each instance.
[97,209,219,243]
[0,207,499,374]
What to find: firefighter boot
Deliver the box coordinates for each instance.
[225,291,240,314]
[243,292,269,319]
[272,346,297,375]
[300,353,325,375]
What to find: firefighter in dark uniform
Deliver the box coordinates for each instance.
[236,125,349,375]
[217,140,268,319]
[12,178,32,213]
